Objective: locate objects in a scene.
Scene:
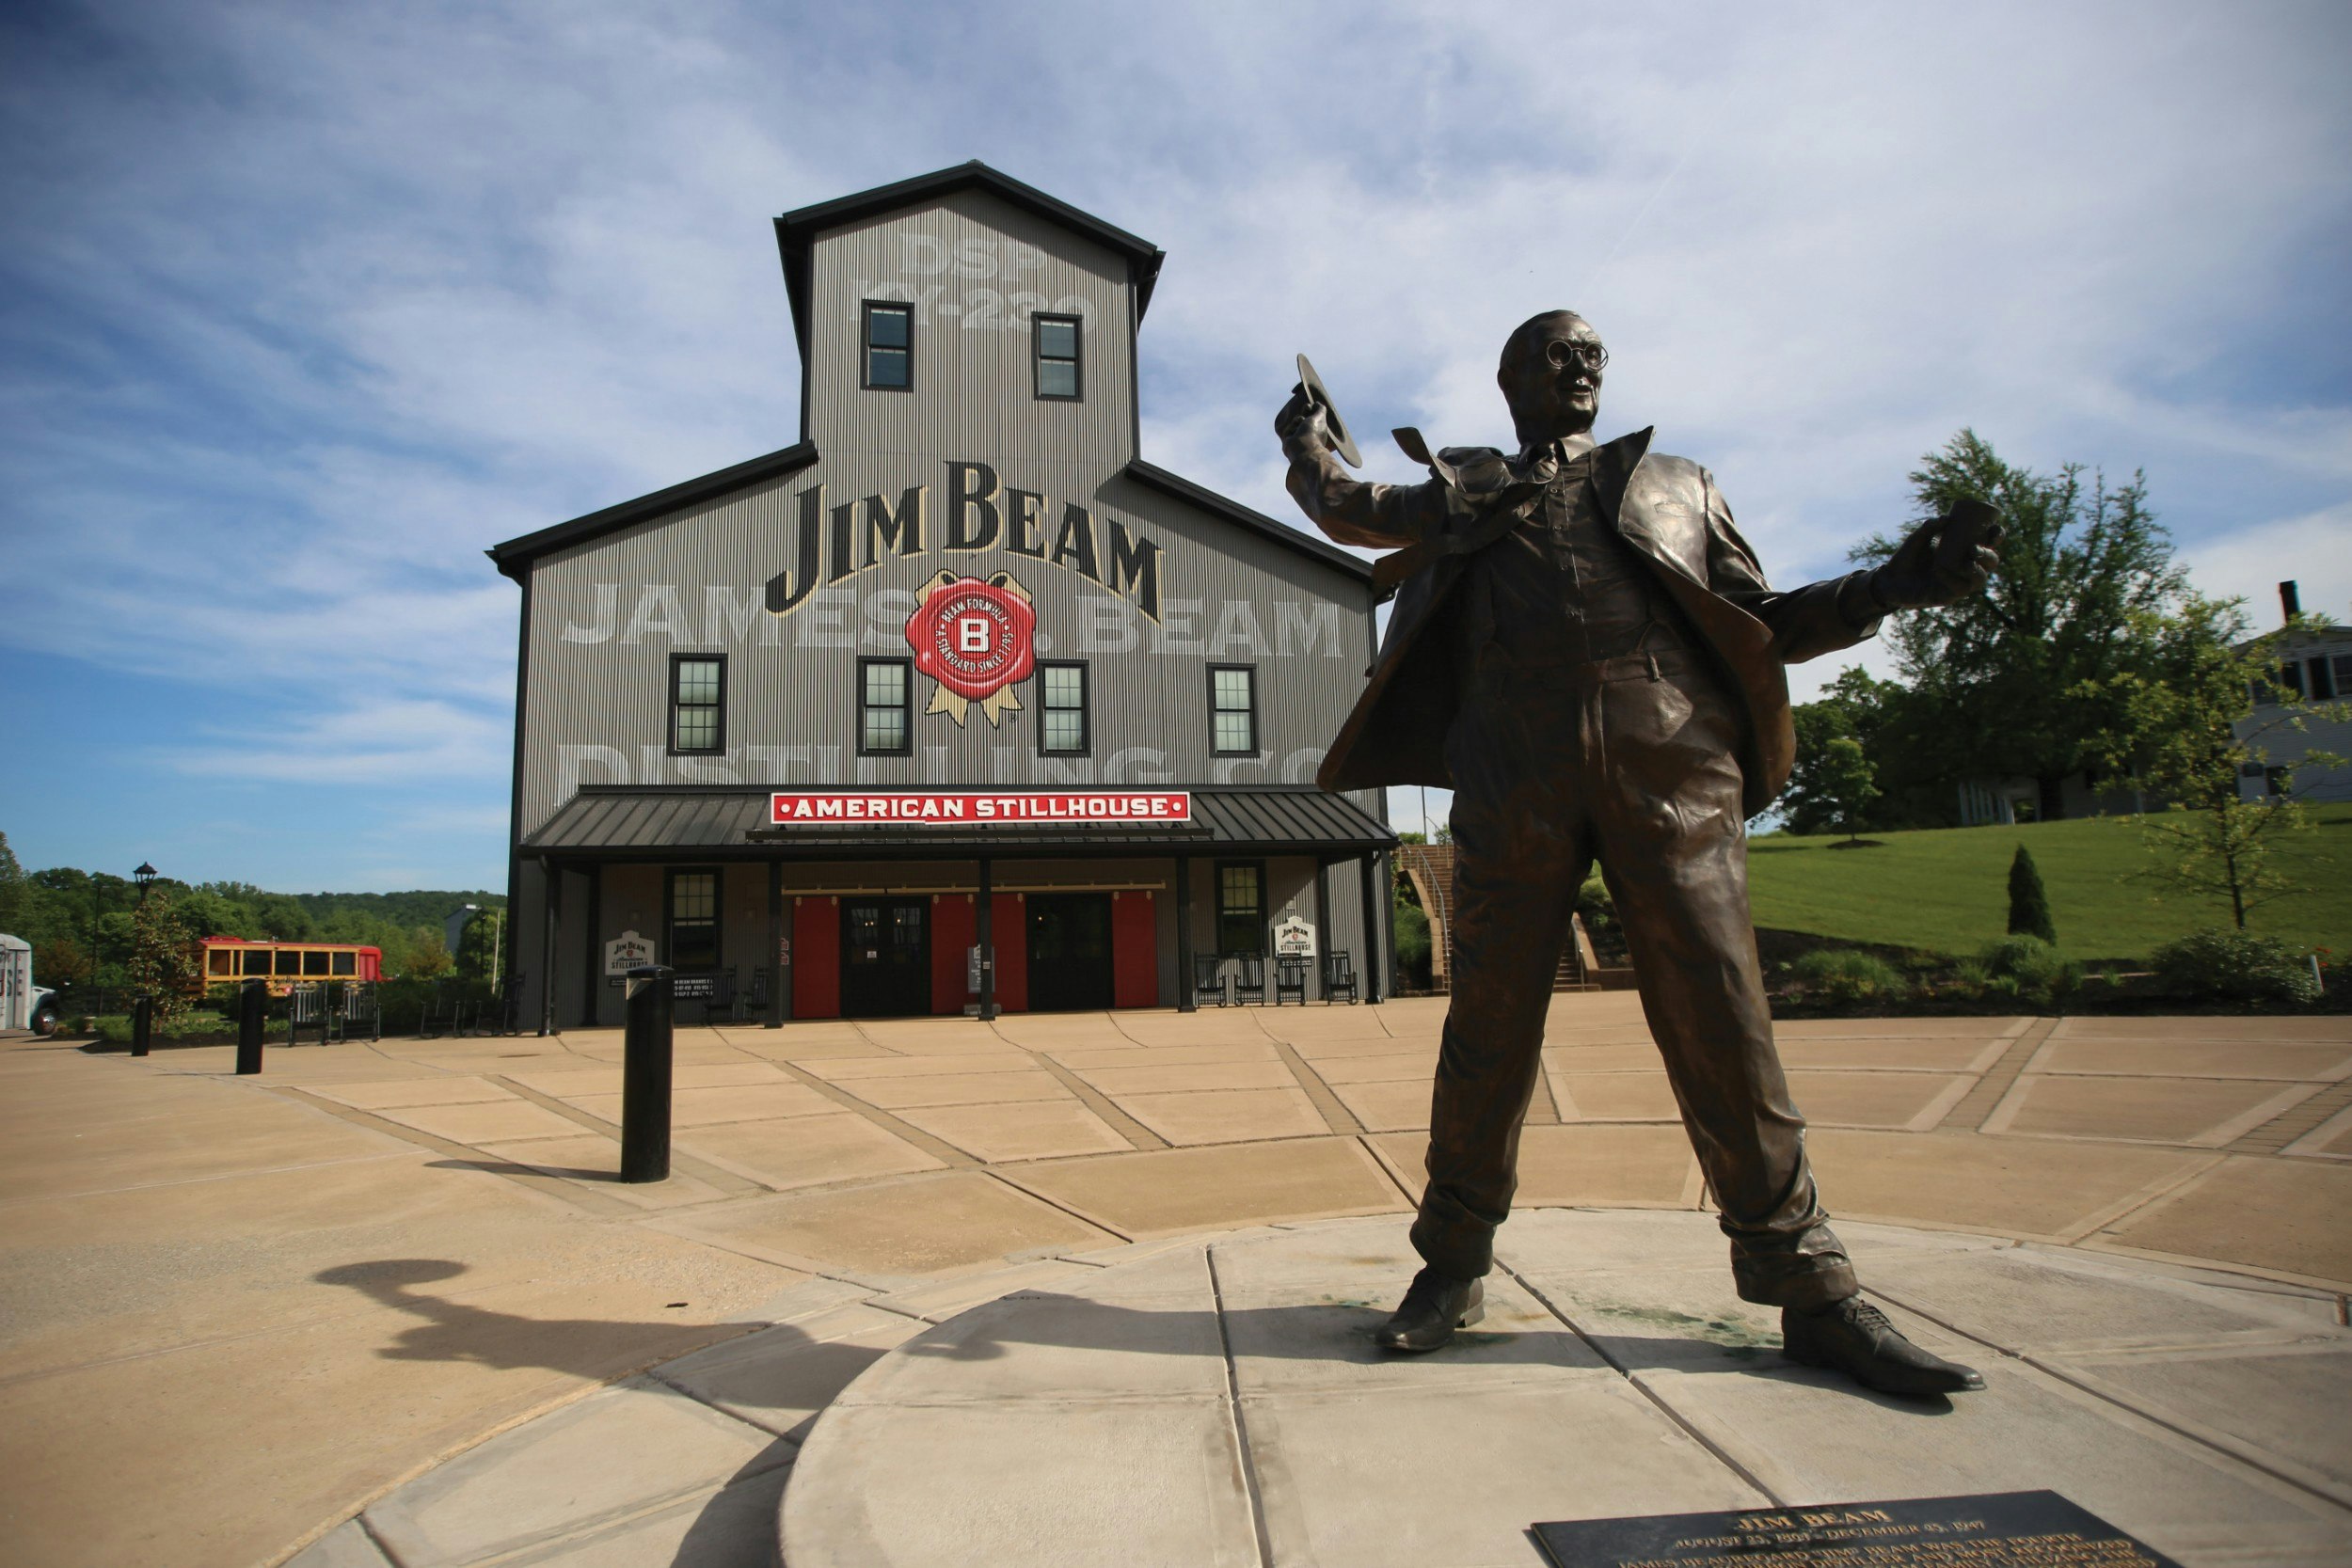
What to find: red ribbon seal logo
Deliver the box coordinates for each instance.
[905,570,1037,727]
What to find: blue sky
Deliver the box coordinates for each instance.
[4,0,2347,887]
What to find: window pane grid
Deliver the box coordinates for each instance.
[1035,314,1080,401]
[1211,667,1255,753]
[672,657,722,752]
[865,303,913,390]
[860,658,911,754]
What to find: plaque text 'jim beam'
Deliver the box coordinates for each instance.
[1534,1491,2182,1567]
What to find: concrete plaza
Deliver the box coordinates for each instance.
[2,994,2347,1565]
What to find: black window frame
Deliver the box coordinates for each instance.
[2308,656,2338,702]
[1036,659,1090,756]
[862,300,914,393]
[664,865,723,973]
[668,653,726,756]
[858,656,914,757]
[1215,860,1267,956]
[1208,663,1259,756]
[1032,311,1082,402]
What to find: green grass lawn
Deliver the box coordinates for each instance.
[1745,802,2352,961]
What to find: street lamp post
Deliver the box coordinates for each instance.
[131,863,158,1058]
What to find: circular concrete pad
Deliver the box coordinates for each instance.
[779,1212,2352,1568]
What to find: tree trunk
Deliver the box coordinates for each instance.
[2037,774,2066,823]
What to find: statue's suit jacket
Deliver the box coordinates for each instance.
[1312,426,1879,818]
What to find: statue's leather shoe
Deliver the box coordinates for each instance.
[1782,1298,1985,1397]
[1375,1267,1485,1353]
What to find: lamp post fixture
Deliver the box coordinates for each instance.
[135,863,158,904]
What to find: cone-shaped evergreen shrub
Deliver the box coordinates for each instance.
[2007,844,2057,943]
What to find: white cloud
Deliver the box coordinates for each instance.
[165,700,510,784]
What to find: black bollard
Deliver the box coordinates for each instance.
[235,979,265,1075]
[621,965,674,1183]
[131,994,153,1058]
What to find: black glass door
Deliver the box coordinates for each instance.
[1026,894,1113,1012]
[841,898,929,1018]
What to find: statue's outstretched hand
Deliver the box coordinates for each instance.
[1870,499,2004,610]
[1275,384,1334,463]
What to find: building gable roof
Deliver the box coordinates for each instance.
[485,441,818,580]
[772,161,1167,368]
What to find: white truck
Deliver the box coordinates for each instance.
[1,934,61,1036]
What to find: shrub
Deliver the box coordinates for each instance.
[2006,845,2056,943]
[1980,933,2079,1006]
[2151,928,2321,1004]
[1791,948,1909,1005]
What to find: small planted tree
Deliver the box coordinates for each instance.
[129,891,202,1026]
[2090,597,2346,928]
[1818,736,1881,845]
[2006,845,2056,942]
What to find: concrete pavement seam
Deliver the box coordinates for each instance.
[1012,1045,1172,1149]
[485,1074,767,1197]
[755,1057,984,1167]
[1204,1243,1278,1568]
[1263,1037,1365,1134]
[1864,1283,2352,1513]
[1945,1016,2058,1132]
[1497,1259,1786,1508]
[272,1087,638,1216]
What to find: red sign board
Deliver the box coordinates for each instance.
[770,791,1192,826]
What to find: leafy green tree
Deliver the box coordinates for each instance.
[129,891,203,1024]
[1816,736,1881,844]
[1855,430,2186,822]
[2006,845,2056,942]
[2088,599,2345,927]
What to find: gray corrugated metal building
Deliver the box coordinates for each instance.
[489,163,1397,1027]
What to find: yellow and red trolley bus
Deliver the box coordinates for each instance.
[201,937,383,992]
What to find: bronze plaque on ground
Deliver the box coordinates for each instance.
[1534,1490,2181,1566]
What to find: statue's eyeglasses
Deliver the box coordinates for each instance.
[1545,340,1608,372]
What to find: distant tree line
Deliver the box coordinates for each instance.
[0,834,503,990]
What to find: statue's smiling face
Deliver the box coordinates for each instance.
[1500,311,1606,444]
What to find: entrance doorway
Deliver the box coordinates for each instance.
[1026,893,1113,1012]
[841,898,929,1018]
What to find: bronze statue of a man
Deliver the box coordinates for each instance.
[1278,310,2001,1397]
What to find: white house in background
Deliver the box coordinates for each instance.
[2237,579,2352,803]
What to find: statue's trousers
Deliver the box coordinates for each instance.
[1410,648,1858,1309]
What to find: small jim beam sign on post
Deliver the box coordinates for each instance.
[605,930,655,984]
[1533,1491,2183,1567]
[1273,912,1316,958]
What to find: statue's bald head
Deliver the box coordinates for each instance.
[1497,310,1605,447]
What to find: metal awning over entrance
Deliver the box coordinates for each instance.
[522,784,1398,860]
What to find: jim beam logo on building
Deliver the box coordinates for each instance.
[904,569,1036,727]
[765,459,1163,624]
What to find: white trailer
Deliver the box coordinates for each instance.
[1,934,60,1035]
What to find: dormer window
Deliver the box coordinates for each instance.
[1034,313,1081,401]
[863,301,913,390]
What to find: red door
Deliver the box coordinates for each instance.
[1112,890,1158,1008]
[931,894,975,1015]
[990,893,1028,1013]
[792,895,840,1020]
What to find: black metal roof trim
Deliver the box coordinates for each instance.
[1122,460,1375,586]
[486,441,819,580]
[773,162,1168,362]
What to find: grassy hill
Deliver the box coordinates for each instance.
[1745,802,2352,961]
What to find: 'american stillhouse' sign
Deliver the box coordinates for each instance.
[769,791,1192,825]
